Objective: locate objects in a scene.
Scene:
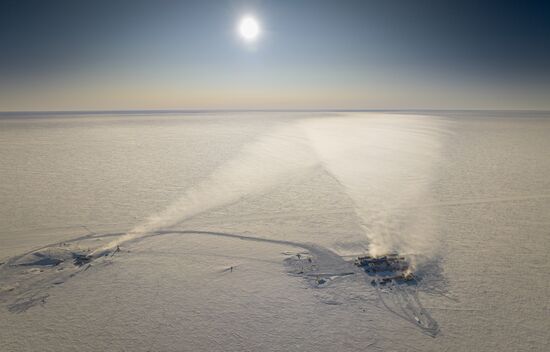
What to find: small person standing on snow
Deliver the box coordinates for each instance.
[111,245,121,256]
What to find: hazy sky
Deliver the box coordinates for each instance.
[1,0,549,110]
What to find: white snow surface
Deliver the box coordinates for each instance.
[1,111,549,351]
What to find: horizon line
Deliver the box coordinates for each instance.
[1,108,550,116]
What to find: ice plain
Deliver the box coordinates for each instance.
[1,111,549,351]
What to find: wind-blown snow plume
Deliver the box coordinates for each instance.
[302,114,449,262]
[91,113,449,263]
[90,124,317,257]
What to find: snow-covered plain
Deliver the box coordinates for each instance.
[0,111,549,351]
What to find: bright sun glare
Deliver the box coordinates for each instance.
[239,16,260,41]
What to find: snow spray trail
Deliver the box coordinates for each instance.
[302,114,451,266]
[89,125,318,258]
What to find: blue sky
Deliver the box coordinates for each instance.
[1,0,549,110]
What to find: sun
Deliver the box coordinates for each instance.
[239,16,260,41]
